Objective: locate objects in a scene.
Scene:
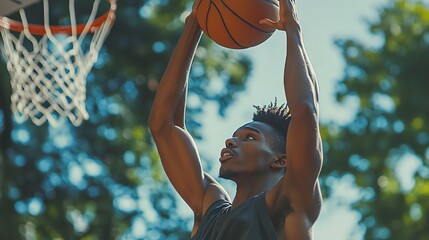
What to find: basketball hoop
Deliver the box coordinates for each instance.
[0,0,117,127]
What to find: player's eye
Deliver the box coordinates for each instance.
[246,134,256,140]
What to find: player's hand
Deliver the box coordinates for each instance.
[259,0,299,31]
[191,0,202,17]
[182,0,200,24]
[184,0,201,23]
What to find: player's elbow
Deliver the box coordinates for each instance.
[148,113,169,134]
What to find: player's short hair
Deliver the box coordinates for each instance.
[252,99,291,153]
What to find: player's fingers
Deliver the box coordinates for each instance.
[259,18,281,30]
[192,0,202,15]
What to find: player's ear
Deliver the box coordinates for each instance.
[270,154,286,169]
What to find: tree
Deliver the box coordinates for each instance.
[321,0,429,239]
[0,1,251,239]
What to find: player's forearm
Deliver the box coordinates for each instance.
[284,23,319,117]
[149,16,202,132]
[174,84,187,129]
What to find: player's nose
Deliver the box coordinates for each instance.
[225,137,237,148]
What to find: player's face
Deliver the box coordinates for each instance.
[219,121,279,180]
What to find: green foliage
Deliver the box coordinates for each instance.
[321,0,429,239]
[0,0,251,239]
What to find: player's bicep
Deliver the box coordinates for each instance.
[286,115,322,182]
[283,113,322,195]
[151,126,208,212]
[266,112,322,218]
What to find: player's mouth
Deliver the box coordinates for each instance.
[219,148,235,162]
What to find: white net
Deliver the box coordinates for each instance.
[0,0,115,127]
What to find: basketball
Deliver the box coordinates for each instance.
[196,0,279,49]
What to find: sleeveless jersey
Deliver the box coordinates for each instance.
[191,192,277,240]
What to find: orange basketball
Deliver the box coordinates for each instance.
[196,0,279,49]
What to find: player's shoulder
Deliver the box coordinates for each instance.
[191,173,230,238]
[201,172,231,216]
[192,173,229,235]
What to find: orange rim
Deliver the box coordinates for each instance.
[0,0,116,35]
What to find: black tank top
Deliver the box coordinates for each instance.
[191,192,278,240]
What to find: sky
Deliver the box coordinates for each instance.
[194,0,390,239]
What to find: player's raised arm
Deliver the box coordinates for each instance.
[261,0,322,234]
[148,10,227,227]
[281,2,322,191]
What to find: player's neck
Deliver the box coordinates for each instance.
[231,176,278,208]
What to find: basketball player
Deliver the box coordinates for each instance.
[148,0,322,239]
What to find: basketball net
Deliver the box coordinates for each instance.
[0,0,116,127]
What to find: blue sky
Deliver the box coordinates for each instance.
[195,0,390,239]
